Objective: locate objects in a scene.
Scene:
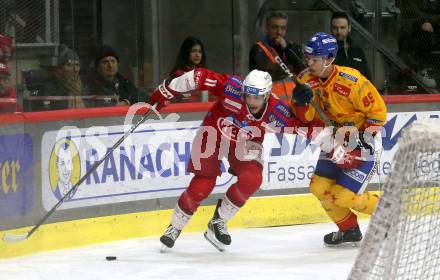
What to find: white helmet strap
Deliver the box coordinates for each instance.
[318,57,334,77]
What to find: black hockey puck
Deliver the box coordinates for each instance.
[106,256,117,261]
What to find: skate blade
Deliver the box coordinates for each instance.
[324,241,361,248]
[160,243,170,253]
[159,239,174,253]
[204,230,225,252]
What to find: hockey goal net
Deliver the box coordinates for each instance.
[348,120,440,280]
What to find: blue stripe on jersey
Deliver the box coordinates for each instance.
[365,118,383,124]
[229,76,243,88]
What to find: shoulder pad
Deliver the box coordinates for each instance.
[229,76,243,85]
[224,76,242,99]
[338,71,358,82]
[337,67,362,83]
[273,101,293,118]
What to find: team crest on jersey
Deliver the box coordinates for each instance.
[232,116,248,128]
[217,116,253,142]
[274,102,292,118]
[339,72,358,82]
[333,83,351,97]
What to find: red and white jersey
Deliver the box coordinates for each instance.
[167,68,300,143]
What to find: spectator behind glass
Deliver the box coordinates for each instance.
[249,11,304,81]
[170,37,206,78]
[169,37,211,102]
[399,0,440,88]
[0,62,22,113]
[330,11,371,81]
[43,45,87,109]
[88,45,138,106]
[0,34,14,63]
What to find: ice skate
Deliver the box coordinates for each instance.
[324,225,362,247]
[160,224,181,252]
[204,199,232,252]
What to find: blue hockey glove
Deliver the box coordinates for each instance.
[292,83,313,106]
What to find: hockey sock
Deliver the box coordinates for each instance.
[335,211,358,232]
[217,196,240,221]
[170,205,192,230]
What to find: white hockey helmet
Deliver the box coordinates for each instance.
[242,70,272,98]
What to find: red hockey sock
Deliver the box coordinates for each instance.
[337,212,358,232]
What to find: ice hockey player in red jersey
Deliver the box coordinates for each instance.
[148,68,303,251]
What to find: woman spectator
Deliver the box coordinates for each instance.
[170,37,206,77]
[170,37,213,102]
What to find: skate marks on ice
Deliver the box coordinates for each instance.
[0,222,367,280]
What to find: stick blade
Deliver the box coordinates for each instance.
[3,232,28,243]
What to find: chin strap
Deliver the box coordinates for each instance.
[318,58,334,77]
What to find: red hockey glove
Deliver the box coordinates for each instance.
[147,80,176,110]
[327,127,367,169]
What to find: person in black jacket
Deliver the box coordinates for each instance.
[88,45,138,106]
[330,11,372,81]
[249,11,304,81]
[398,0,440,88]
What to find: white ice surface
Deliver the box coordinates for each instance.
[0,221,368,280]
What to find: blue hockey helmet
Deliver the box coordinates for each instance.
[304,32,338,58]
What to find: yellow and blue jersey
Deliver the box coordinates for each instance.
[292,65,386,129]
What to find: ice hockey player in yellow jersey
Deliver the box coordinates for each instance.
[290,32,387,246]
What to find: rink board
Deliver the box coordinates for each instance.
[0,193,375,259]
[1,102,440,259]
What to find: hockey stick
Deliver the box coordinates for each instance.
[3,103,158,243]
[261,42,334,127]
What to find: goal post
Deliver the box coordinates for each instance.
[348,120,440,280]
